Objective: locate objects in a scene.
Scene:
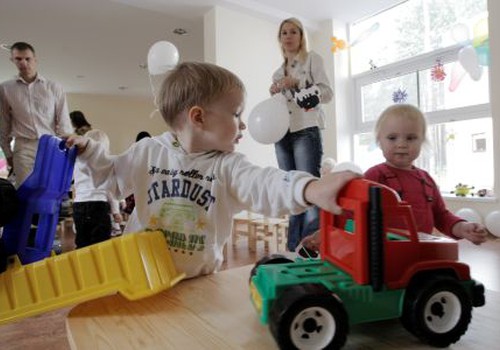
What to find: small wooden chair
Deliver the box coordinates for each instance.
[248,216,288,253]
[231,211,263,251]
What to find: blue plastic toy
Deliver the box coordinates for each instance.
[2,135,76,264]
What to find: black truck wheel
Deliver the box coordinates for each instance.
[249,254,293,282]
[269,284,348,350]
[401,276,472,347]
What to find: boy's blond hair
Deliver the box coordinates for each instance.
[158,62,245,128]
[375,104,427,143]
[278,17,308,64]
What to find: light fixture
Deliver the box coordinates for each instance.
[173,28,187,35]
[1,44,11,51]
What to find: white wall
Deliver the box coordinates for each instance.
[204,7,338,168]
[309,20,337,161]
[67,93,167,154]
[204,7,281,168]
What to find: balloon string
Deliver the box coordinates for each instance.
[148,72,160,119]
[149,109,160,119]
[148,73,158,108]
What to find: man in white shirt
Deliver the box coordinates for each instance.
[0,42,73,187]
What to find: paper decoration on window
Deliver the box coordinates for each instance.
[392,88,408,103]
[330,36,347,53]
[431,59,446,82]
[472,133,486,152]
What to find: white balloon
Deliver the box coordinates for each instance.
[468,64,483,81]
[451,23,470,44]
[331,162,363,176]
[455,207,482,224]
[147,41,179,75]
[247,95,289,144]
[485,211,500,237]
[458,45,481,80]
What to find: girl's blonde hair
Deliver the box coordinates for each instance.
[375,104,428,143]
[278,17,308,64]
[86,129,110,152]
[158,62,245,128]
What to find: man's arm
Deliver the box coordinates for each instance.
[53,83,73,136]
[0,87,14,162]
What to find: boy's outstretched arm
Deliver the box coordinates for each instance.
[65,135,90,154]
[303,170,361,215]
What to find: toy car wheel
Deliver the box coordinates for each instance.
[269,284,348,350]
[249,254,293,282]
[401,276,472,347]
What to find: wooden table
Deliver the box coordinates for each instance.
[66,265,500,349]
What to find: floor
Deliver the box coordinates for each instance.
[0,231,499,350]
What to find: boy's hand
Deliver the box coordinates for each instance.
[452,221,488,245]
[304,171,360,215]
[65,135,89,155]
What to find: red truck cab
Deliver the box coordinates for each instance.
[321,179,471,290]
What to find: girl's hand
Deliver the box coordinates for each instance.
[452,221,488,245]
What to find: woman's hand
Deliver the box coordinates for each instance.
[269,77,299,95]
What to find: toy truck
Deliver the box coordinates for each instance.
[249,178,485,349]
[0,136,185,325]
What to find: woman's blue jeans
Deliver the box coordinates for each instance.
[274,127,323,251]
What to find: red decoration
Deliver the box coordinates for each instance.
[431,59,447,82]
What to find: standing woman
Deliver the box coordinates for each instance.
[270,17,333,251]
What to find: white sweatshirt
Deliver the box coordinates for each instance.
[73,158,120,214]
[80,132,315,278]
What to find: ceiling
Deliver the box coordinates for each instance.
[0,0,402,97]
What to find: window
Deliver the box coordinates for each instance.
[351,0,492,194]
[350,0,488,75]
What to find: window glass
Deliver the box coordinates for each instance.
[354,118,494,193]
[350,0,488,74]
[419,62,490,112]
[361,73,419,123]
[351,0,491,193]
[354,132,383,173]
[416,118,493,193]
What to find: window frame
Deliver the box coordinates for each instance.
[350,42,493,194]
[352,43,491,136]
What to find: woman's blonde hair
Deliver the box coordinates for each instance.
[158,62,245,128]
[278,17,308,64]
[375,104,428,143]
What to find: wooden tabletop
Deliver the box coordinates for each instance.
[66,264,500,349]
